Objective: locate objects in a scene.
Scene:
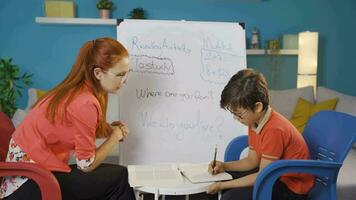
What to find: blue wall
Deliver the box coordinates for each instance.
[1,0,355,108]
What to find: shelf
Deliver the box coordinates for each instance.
[35,17,117,25]
[35,17,299,56]
[247,49,298,55]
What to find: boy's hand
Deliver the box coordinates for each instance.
[207,182,223,194]
[111,121,129,142]
[208,160,225,175]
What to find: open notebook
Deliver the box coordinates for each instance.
[177,163,233,184]
[128,164,184,187]
[128,163,233,187]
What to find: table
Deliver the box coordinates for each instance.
[134,178,212,200]
[128,164,220,200]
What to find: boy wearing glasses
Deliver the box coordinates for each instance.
[207,69,314,200]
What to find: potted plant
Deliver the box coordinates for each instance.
[128,7,148,19]
[265,38,281,54]
[96,0,114,19]
[265,38,281,88]
[0,58,32,118]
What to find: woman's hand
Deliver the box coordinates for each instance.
[207,182,223,194]
[208,160,225,175]
[111,125,124,141]
[111,121,129,142]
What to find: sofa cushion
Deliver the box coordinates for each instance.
[290,97,338,133]
[11,108,28,128]
[11,88,48,128]
[269,86,315,119]
[317,87,356,116]
[26,88,47,110]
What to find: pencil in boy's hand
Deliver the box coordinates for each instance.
[212,144,217,175]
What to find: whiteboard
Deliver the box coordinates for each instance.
[114,19,247,165]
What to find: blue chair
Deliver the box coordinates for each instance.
[224,111,356,200]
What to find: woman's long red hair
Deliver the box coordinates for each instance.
[33,37,128,138]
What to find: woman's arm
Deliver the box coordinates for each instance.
[82,126,123,172]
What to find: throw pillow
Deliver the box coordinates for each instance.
[26,88,47,110]
[269,86,315,119]
[290,97,338,133]
[36,89,47,99]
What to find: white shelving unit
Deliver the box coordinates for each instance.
[35,17,299,56]
[247,49,298,55]
[35,17,117,25]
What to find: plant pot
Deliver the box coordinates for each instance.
[99,9,110,19]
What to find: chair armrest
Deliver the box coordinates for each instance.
[224,135,248,162]
[253,160,342,200]
[0,162,61,200]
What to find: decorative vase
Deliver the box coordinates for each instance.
[99,9,110,19]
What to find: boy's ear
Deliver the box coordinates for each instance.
[254,102,264,113]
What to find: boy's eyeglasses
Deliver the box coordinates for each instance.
[229,109,248,120]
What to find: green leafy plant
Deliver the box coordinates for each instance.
[128,7,147,19]
[0,58,32,118]
[265,38,281,54]
[96,0,114,10]
[265,38,281,89]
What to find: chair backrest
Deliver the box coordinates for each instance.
[0,112,15,162]
[224,135,248,162]
[303,111,356,199]
[303,111,356,163]
[0,112,62,200]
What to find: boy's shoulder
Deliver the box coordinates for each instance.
[264,110,294,131]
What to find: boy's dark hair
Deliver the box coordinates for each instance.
[220,68,269,112]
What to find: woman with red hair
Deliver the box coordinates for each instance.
[0,38,135,200]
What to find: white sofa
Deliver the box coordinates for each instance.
[269,86,356,147]
[270,86,356,119]
[269,86,356,200]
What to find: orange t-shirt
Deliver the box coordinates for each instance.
[12,84,102,172]
[248,110,314,195]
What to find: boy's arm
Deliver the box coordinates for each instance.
[219,158,274,190]
[223,148,259,171]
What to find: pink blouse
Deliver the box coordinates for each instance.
[12,84,102,172]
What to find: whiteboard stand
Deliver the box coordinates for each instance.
[117,19,247,166]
